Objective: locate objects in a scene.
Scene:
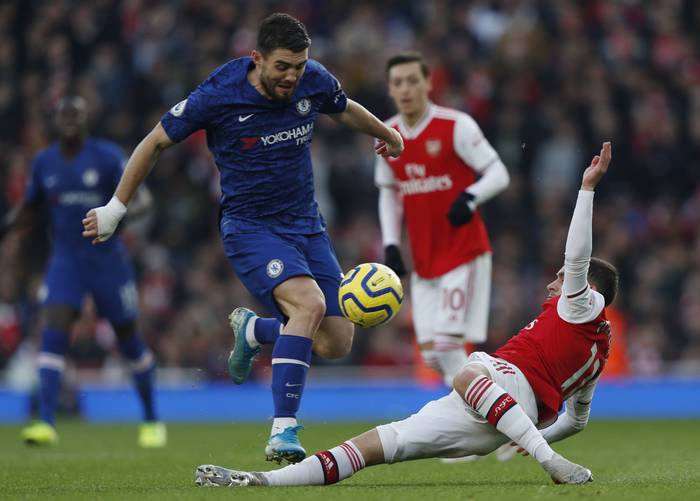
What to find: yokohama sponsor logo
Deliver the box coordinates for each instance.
[315,450,339,484]
[486,394,517,426]
[399,175,453,195]
[58,191,103,206]
[260,123,314,146]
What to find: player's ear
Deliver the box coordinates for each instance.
[251,50,263,66]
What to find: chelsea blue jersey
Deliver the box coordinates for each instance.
[160,57,348,235]
[25,138,126,254]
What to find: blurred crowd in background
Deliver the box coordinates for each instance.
[1,0,700,387]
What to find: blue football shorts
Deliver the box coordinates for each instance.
[41,247,139,325]
[222,229,344,321]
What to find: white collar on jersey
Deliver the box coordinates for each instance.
[398,102,436,140]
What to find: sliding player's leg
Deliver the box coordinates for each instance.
[195,429,380,487]
[453,353,592,484]
[195,390,508,487]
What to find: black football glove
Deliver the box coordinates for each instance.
[384,244,407,277]
[447,191,477,227]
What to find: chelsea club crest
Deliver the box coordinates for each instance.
[266,259,284,278]
[296,98,311,116]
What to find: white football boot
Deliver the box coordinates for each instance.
[541,453,593,484]
[195,464,267,487]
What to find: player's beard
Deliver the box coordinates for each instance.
[260,71,294,101]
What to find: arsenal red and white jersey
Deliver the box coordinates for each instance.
[494,295,611,424]
[375,104,498,278]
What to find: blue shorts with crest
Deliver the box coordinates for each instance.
[222,229,344,322]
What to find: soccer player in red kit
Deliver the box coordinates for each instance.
[375,52,510,386]
[195,142,618,488]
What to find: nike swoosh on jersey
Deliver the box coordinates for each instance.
[285,382,303,387]
[239,114,254,122]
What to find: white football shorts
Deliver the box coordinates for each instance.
[410,252,491,344]
[376,352,538,462]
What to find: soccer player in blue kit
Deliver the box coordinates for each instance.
[82,13,404,463]
[1,96,164,447]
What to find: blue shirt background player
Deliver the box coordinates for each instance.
[1,96,165,447]
[83,13,404,463]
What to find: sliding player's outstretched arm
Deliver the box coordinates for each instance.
[82,123,174,244]
[558,142,612,323]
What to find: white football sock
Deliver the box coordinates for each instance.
[271,417,297,436]
[262,441,365,486]
[434,334,469,388]
[464,375,555,463]
[244,316,260,348]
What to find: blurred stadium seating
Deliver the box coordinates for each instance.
[1,1,700,420]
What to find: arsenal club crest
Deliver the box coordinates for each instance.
[426,139,442,157]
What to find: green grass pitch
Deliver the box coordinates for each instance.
[1,420,698,500]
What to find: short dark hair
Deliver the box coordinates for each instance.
[386,51,430,77]
[257,13,311,55]
[588,257,620,306]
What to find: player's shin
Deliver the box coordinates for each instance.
[270,334,312,433]
[117,335,157,422]
[463,375,555,463]
[434,334,469,388]
[263,441,366,486]
[37,328,69,425]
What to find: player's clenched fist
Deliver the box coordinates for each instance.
[375,129,404,158]
[386,129,404,158]
[82,196,127,244]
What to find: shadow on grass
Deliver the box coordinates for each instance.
[333,479,546,488]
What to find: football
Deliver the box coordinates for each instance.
[338,263,404,328]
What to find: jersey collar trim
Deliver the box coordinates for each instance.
[398,103,435,140]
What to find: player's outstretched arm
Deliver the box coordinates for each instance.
[561,142,611,299]
[329,99,404,158]
[82,123,174,244]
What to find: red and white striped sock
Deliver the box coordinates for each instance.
[263,441,365,486]
[464,375,555,463]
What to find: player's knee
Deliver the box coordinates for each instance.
[314,331,352,359]
[453,364,491,396]
[313,339,342,359]
[294,291,326,328]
